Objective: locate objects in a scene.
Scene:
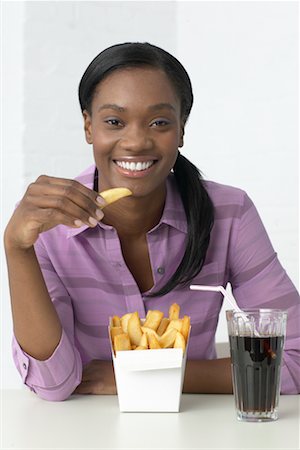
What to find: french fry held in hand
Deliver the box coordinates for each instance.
[110,304,190,354]
[99,187,132,208]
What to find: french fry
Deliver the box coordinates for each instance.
[120,313,132,333]
[181,315,191,342]
[127,312,143,346]
[148,333,161,349]
[139,333,148,348]
[141,326,160,340]
[159,327,177,348]
[112,315,121,327]
[156,317,170,336]
[99,187,132,208]
[174,331,186,352]
[166,319,182,333]
[143,310,164,331]
[109,307,190,353]
[169,303,180,321]
[114,333,131,351]
[110,326,123,341]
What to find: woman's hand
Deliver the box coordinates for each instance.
[4,175,105,250]
[73,360,117,395]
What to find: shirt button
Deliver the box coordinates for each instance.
[157,267,165,275]
[22,363,27,370]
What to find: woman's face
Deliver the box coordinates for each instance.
[83,67,184,198]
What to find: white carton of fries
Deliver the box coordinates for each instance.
[109,316,190,412]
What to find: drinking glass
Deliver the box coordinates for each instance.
[226,309,287,422]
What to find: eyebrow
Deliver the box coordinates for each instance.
[148,103,176,112]
[97,103,176,113]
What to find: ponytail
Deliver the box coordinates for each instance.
[148,152,214,297]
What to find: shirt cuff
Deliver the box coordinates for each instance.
[12,330,82,400]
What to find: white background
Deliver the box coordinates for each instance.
[1,1,298,389]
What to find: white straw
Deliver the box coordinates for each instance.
[190,284,243,313]
[190,284,260,336]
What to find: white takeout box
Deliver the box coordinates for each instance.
[109,318,190,412]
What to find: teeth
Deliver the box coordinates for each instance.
[116,160,154,171]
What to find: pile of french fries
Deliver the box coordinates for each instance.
[110,303,190,354]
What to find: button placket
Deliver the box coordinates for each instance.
[105,228,143,313]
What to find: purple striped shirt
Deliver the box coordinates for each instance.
[12,164,300,400]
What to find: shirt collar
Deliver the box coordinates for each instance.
[67,165,187,239]
[155,174,187,234]
[66,164,99,239]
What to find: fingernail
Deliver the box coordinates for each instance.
[96,196,106,207]
[88,216,98,226]
[95,209,104,220]
[74,219,83,227]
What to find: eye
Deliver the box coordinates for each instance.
[104,118,123,127]
[150,119,170,127]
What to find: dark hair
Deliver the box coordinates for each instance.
[79,42,214,296]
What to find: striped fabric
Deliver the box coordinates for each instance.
[12,164,300,400]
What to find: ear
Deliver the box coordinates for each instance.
[83,110,93,144]
[179,126,185,148]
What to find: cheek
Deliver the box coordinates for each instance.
[163,133,181,157]
[92,133,116,153]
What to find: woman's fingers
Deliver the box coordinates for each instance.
[22,175,106,229]
[26,194,104,227]
[28,176,106,217]
[73,379,117,395]
[5,175,106,249]
[73,380,102,395]
[73,360,117,395]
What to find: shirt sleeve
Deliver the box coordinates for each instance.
[229,193,300,394]
[11,237,82,401]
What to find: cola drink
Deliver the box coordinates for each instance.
[229,335,285,420]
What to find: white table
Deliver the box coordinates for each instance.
[2,389,299,449]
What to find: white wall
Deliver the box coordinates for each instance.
[2,1,26,390]
[2,1,298,388]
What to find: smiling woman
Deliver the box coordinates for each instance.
[4,42,300,401]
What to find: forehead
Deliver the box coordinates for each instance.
[92,67,180,109]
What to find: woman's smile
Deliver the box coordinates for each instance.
[114,157,158,178]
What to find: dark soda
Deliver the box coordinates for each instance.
[229,335,284,414]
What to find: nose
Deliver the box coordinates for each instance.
[119,125,153,152]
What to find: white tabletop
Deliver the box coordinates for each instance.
[2,389,299,449]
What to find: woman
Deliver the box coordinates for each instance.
[4,42,299,401]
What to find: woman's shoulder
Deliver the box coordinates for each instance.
[202,180,250,208]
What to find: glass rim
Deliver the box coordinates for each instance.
[226,308,288,315]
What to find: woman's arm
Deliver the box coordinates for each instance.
[4,242,62,360]
[183,358,233,394]
[4,175,104,360]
